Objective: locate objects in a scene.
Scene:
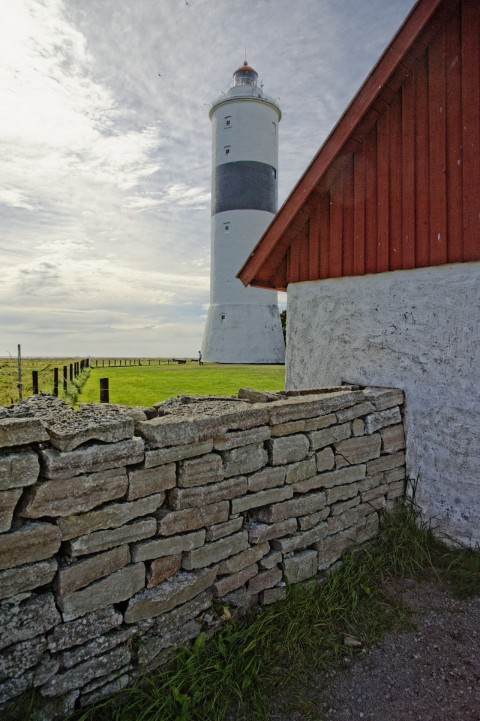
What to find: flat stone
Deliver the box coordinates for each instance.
[362,387,404,411]
[0,593,61,651]
[0,488,22,532]
[80,672,130,707]
[248,567,282,594]
[182,531,249,570]
[385,466,406,483]
[148,589,212,635]
[65,517,157,558]
[261,586,287,604]
[0,449,39,490]
[334,434,381,467]
[250,490,327,523]
[271,522,327,553]
[205,516,243,542]
[237,388,280,402]
[214,426,271,451]
[330,495,361,516]
[0,558,57,600]
[283,549,318,583]
[221,443,268,478]
[267,434,309,465]
[247,466,286,492]
[124,567,217,623]
[0,657,60,706]
[158,501,230,536]
[147,554,182,587]
[144,441,213,467]
[178,453,224,488]
[309,422,351,450]
[132,529,205,562]
[168,476,247,510]
[42,407,134,452]
[335,402,375,422]
[366,451,406,475]
[60,627,136,669]
[326,482,360,505]
[231,484,293,514]
[270,419,306,436]
[303,413,337,431]
[361,482,390,503]
[285,456,318,483]
[352,418,365,436]
[267,391,361,425]
[217,542,269,575]
[317,515,379,570]
[315,447,335,473]
[213,563,258,597]
[47,607,123,652]
[20,468,128,519]
[0,417,49,449]
[58,563,145,621]
[138,620,199,667]
[387,479,405,500]
[295,463,366,493]
[298,507,330,530]
[137,417,200,448]
[40,437,144,480]
[258,550,282,570]
[365,407,402,434]
[0,522,61,570]
[0,636,47,681]
[326,503,373,535]
[57,493,164,540]
[246,518,297,544]
[40,645,130,697]
[55,545,130,596]
[381,424,406,453]
[127,463,176,500]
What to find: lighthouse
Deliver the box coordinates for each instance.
[201,61,285,363]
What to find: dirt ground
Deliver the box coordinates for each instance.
[269,577,480,721]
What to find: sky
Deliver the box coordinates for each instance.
[0,0,417,358]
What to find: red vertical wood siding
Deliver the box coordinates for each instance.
[277,0,478,287]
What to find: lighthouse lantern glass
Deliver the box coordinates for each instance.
[234,69,257,86]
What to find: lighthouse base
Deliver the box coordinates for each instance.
[202,303,285,364]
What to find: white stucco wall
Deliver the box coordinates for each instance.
[286,263,480,545]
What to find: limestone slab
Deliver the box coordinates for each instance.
[267,434,309,465]
[0,636,47,682]
[60,627,136,669]
[248,566,282,594]
[213,563,258,597]
[0,417,49,449]
[217,542,269,575]
[65,517,157,558]
[40,437,144,480]
[58,563,145,621]
[282,549,318,583]
[230,484,293,514]
[137,417,200,448]
[0,521,61,570]
[309,422,351,450]
[285,456,318,484]
[296,463,366,493]
[246,518,297,544]
[326,503,373,535]
[250,490,327,523]
[20,468,128,519]
[55,545,130,596]
[315,447,335,473]
[148,589,212,635]
[335,402,375,422]
[267,391,361,424]
[168,476,247,510]
[57,492,164,540]
[258,549,282,570]
[271,522,327,553]
[247,466,286,492]
[124,567,217,622]
[362,388,404,411]
[182,531,249,570]
[47,606,123,652]
[222,443,268,478]
[0,449,39,490]
[144,441,213,467]
[298,507,330,530]
[366,451,406,475]
[0,593,61,650]
[127,463,176,500]
[178,453,224,487]
[132,529,205,562]
[334,434,381,467]
[0,558,57,600]
[329,495,360,516]
[205,516,243,542]
[0,488,22,532]
[381,424,406,453]
[158,501,230,535]
[261,586,287,604]
[214,426,271,451]
[147,554,182,587]
[326,482,360,505]
[40,645,130,697]
[364,407,402,434]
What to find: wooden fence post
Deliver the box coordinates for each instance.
[63,366,68,393]
[53,368,59,397]
[100,378,109,403]
[32,371,39,395]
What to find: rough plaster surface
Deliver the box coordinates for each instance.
[286,263,480,545]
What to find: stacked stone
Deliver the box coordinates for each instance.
[0,387,405,716]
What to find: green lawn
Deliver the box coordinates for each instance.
[79,363,285,406]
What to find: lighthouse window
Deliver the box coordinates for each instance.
[272,168,277,179]
[224,222,230,231]
[224,116,231,128]
[224,145,231,155]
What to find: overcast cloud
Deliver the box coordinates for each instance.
[0,0,416,357]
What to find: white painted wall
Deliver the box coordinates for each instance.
[286,263,480,545]
[212,98,280,168]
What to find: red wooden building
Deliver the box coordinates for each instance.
[239,0,480,544]
[239,0,479,291]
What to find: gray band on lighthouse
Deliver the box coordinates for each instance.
[213,161,277,215]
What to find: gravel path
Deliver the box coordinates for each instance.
[314,577,480,721]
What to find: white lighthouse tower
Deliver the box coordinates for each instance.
[201,61,285,363]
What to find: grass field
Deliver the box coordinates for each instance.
[80,362,285,406]
[0,357,89,406]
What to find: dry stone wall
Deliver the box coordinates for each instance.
[0,386,406,717]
